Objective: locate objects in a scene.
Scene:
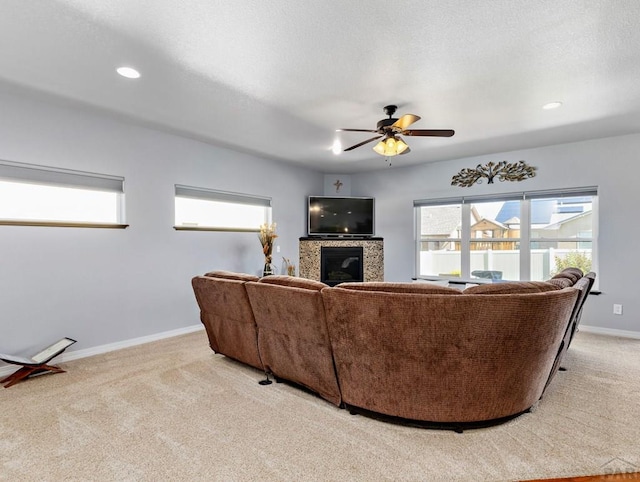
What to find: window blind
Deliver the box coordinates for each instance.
[175,184,271,207]
[0,160,124,193]
[414,187,597,207]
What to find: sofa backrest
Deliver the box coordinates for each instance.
[463,281,559,294]
[547,277,574,289]
[191,275,263,370]
[245,276,341,406]
[257,275,327,291]
[323,285,579,423]
[337,281,462,295]
[550,267,583,285]
[203,270,260,282]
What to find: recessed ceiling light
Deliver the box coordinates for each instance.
[116,67,141,79]
[542,101,562,110]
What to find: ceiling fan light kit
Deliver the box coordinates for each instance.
[339,104,455,158]
[373,136,409,156]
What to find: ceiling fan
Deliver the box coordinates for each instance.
[337,105,454,157]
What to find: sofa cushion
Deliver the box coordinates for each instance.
[203,270,259,282]
[547,278,574,289]
[258,275,327,291]
[551,268,583,285]
[336,281,462,295]
[559,267,584,278]
[464,281,560,294]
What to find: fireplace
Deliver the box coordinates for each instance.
[299,238,383,283]
[321,247,363,286]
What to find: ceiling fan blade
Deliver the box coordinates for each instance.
[336,128,379,133]
[392,114,421,130]
[402,129,455,137]
[343,135,382,151]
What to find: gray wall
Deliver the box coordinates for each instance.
[0,87,322,356]
[2,83,638,364]
[351,134,640,334]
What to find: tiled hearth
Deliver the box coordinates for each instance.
[299,238,383,282]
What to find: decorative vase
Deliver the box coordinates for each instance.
[258,222,277,277]
[282,257,296,277]
[263,256,274,276]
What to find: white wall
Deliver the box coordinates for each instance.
[351,134,640,333]
[0,87,322,357]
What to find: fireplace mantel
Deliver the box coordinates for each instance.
[299,237,383,283]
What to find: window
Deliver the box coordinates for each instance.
[174,185,271,231]
[0,160,126,227]
[415,188,597,282]
[528,193,595,281]
[417,203,462,277]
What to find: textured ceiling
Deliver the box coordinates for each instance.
[1,1,640,173]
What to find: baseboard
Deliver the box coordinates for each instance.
[579,325,640,340]
[4,323,636,380]
[0,324,204,378]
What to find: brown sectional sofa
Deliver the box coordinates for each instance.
[191,268,594,428]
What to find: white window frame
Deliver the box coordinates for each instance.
[414,187,597,282]
[0,160,126,228]
[174,184,272,232]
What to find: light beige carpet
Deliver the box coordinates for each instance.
[1,330,639,482]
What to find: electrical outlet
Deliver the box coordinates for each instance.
[276,245,280,253]
[613,304,623,315]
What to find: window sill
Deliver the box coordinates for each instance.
[173,226,259,232]
[0,220,129,229]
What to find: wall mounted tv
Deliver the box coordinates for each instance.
[308,196,375,237]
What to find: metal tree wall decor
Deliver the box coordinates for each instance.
[451,160,536,187]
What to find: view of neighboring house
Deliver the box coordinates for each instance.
[419,196,594,280]
[420,206,477,251]
[495,197,593,249]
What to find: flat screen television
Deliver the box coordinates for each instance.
[308,196,375,237]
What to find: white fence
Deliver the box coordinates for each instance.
[420,248,592,280]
